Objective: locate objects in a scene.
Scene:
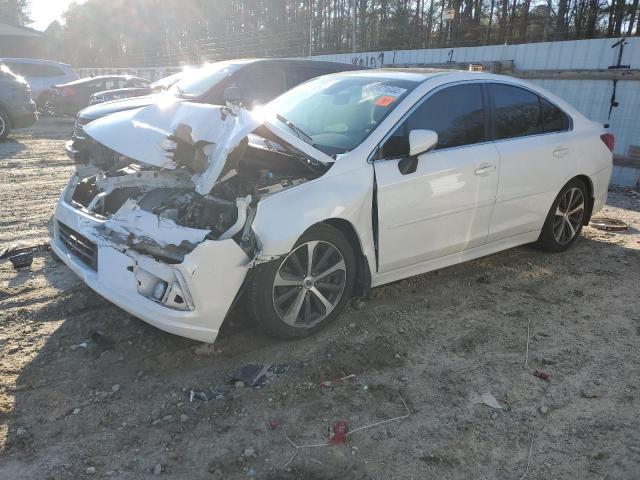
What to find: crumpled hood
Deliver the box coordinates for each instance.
[84,101,260,195]
[83,101,335,196]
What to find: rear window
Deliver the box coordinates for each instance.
[490,83,543,140]
[287,67,332,88]
[541,98,571,133]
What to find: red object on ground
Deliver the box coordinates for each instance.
[267,419,278,430]
[533,370,551,381]
[330,421,348,444]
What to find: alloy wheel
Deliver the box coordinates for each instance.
[272,240,347,327]
[553,187,585,245]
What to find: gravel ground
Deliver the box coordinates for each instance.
[1,117,639,480]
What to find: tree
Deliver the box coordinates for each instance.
[0,0,30,26]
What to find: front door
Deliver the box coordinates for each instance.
[374,83,500,273]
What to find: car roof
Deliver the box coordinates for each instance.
[223,58,365,71]
[326,68,529,84]
[0,57,72,67]
[61,75,147,86]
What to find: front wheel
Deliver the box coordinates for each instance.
[537,179,588,252]
[248,224,356,338]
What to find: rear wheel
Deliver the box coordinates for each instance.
[248,224,356,338]
[0,110,10,141]
[537,179,588,252]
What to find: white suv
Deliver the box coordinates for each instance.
[0,58,78,109]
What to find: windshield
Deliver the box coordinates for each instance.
[168,62,243,98]
[264,75,418,156]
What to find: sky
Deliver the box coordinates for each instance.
[29,0,87,31]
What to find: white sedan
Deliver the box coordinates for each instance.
[52,70,613,343]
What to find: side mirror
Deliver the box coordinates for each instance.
[398,129,438,175]
[223,86,245,105]
[409,129,438,156]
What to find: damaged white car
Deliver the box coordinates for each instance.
[52,70,613,343]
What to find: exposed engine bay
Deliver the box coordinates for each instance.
[65,104,331,262]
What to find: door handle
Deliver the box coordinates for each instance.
[553,147,570,158]
[475,163,496,175]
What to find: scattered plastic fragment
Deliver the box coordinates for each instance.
[319,374,356,389]
[533,370,551,381]
[330,421,348,444]
[229,363,289,389]
[589,217,629,231]
[471,392,505,409]
[267,419,278,430]
[189,386,227,402]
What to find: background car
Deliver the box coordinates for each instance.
[0,64,37,141]
[0,58,78,111]
[88,71,183,105]
[67,58,364,162]
[47,75,149,116]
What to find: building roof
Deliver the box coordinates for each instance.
[0,22,43,38]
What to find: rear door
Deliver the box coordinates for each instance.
[486,83,574,242]
[374,82,500,273]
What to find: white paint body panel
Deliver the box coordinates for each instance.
[374,143,500,272]
[54,72,612,343]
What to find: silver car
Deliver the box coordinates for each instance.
[0,58,78,109]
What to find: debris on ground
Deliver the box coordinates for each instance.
[89,330,116,350]
[589,216,630,231]
[330,421,349,444]
[319,374,356,389]
[533,370,551,381]
[470,392,505,409]
[228,363,289,389]
[189,386,227,402]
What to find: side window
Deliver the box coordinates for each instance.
[381,83,486,157]
[490,83,542,140]
[541,98,570,133]
[238,66,287,105]
[28,64,65,76]
[4,62,24,75]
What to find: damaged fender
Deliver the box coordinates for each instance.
[251,162,377,277]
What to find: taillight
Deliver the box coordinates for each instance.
[600,133,614,152]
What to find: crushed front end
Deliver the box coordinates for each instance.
[52,102,330,342]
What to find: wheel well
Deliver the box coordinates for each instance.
[317,218,371,298]
[573,174,594,225]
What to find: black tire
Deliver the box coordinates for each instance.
[0,109,10,141]
[536,178,588,252]
[248,224,357,339]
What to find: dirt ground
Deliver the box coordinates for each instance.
[0,117,639,480]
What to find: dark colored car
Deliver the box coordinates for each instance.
[88,72,183,106]
[67,59,364,162]
[0,64,37,141]
[48,75,150,116]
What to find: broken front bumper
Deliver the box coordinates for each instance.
[52,194,251,343]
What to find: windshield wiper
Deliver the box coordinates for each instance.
[275,114,314,145]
